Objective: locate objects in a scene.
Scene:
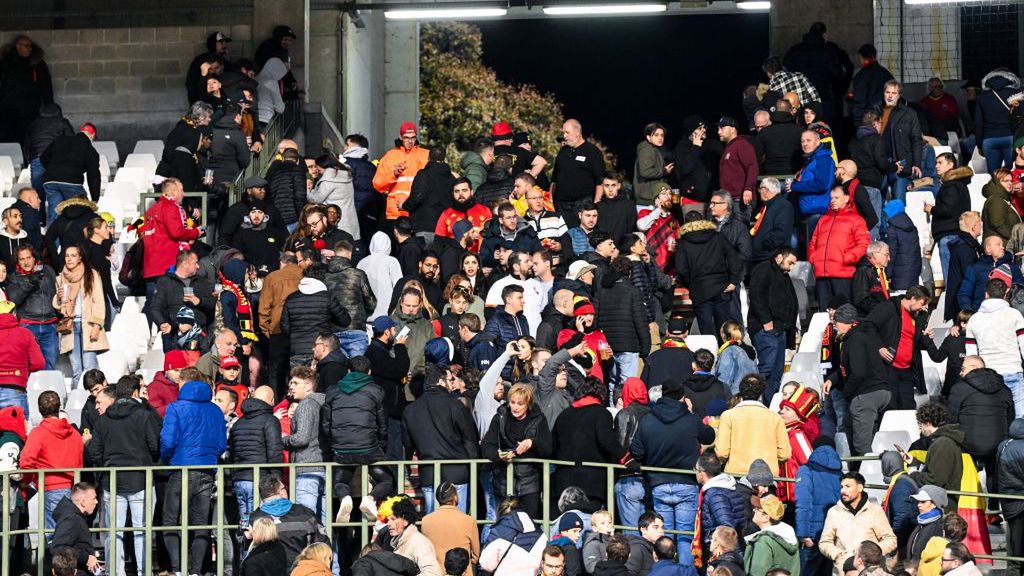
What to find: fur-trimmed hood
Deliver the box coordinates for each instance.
[55,196,97,216]
[940,166,974,183]
[982,69,1021,91]
[677,219,717,238]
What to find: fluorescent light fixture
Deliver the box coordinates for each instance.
[543,4,667,15]
[736,1,771,10]
[384,7,507,19]
[905,0,986,3]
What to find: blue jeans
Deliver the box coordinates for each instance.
[102,489,148,576]
[1003,372,1024,417]
[44,488,71,542]
[421,483,468,514]
[295,472,327,526]
[937,234,956,283]
[609,352,639,405]
[652,483,699,565]
[614,476,646,535]
[753,329,787,402]
[823,390,849,440]
[336,330,369,358]
[885,171,913,203]
[983,135,1015,171]
[42,182,87,227]
[481,464,498,521]
[233,480,255,527]
[30,157,45,204]
[25,322,59,370]
[863,186,883,240]
[0,387,29,421]
[68,320,98,388]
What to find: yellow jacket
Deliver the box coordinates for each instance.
[714,400,791,475]
[918,536,949,576]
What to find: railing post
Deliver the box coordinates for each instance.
[36,470,45,576]
[606,466,615,521]
[180,467,189,575]
[108,468,118,574]
[216,465,225,576]
[2,471,9,576]
[360,465,369,548]
[542,462,550,533]
[469,460,478,520]
[145,468,153,576]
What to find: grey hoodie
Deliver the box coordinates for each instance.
[256,57,288,123]
[358,231,404,320]
[281,392,327,469]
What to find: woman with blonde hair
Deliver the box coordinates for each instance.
[240,516,287,575]
[397,278,438,319]
[291,542,334,576]
[712,320,758,395]
[53,244,109,386]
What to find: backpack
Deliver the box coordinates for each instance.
[118,238,146,296]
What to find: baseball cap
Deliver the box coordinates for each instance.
[79,122,97,138]
[373,316,397,333]
[163,350,193,371]
[757,494,785,521]
[220,355,241,370]
[399,122,417,136]
[214,31,232,42]
[567,260,597,281]
[244,176,269,189]
[910,485,949,508]
[492,122,513,138]
[717,116,739,129]
[667,315,689,335]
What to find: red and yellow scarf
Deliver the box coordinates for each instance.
[219,272,259,342]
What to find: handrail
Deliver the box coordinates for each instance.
[3,456,1021,576]
[227,100,302,207]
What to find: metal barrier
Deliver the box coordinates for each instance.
[137,192,209,227]
[226,100,302,207]
[3,457,1021,575]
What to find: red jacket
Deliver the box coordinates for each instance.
[719,136,759,198]
[0,313,44,389]
[20,417,83,490]
[142,195,201,279]
[778,423,813,502]
[808,204,870,279]
[435,203,493,253]
[147,371,180,417]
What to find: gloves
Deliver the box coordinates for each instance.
[624,458,642,473]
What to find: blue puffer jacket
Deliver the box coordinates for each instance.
[881,201,922,290]
[700,473,749,551]
[160,380,227,466]
[794,445,841,540]
[790,146,836,216]
[957,252,1024,312]
[484,305,530,349]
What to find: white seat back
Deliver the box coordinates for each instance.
[27,370,69,428]
[0,143,24,170]
[97,349,128,383]
[879,410,921,444]
[123,153,157,176]
[969,147,987,175]
[968,174,991,213]
[789,352,820,373]
[905,191,935,251]
[782,370,822,391]
[798,312,830,355]
[871,430,912,455]
[93,141,120,170]
[133,140,164,158]
[685,335,718,358]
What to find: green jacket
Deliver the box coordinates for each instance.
[744,523,801,576]
[633,140,667,205]
[460,151,489,191]
[981,179,1022,242]
[910,424,964,509]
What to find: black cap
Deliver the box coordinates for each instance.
[718,116,739,129]
[244,176,268,189]
[661,379,685,400]
[197,125,213,138]
[274,25,298,40]
[667,315,689,335]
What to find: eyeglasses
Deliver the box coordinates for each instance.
[543,563,565,570]
[709,201,728,206]
[307,218,324,227]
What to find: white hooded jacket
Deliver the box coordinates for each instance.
[256,57,288,123]
[358,232,404,320]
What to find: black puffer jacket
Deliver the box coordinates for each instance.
[747,257,798,335]
[482,404,552,496]
[682,373,731,418]
[675,220,742,305]
[7,263,56,321]
[85,398,161,494]
[402,385,480,485]
[147,271,216,329]
[50,496,93,569]
[40,133,101,199]
[240,540,288,576]
[228,397,284,481]
[948,367,1015,458]
[45,197,100,267]
[25,102,72,159]
[596,273,650,356]
[849,125,893,189]
[209,114,251,186]
[883,99,924,172]
[0,48,52,118]
[352,549,421,576]
[280,277,351,358]
[931,166,973,241]
[325,256,376,331]
[405,160,454,233]
[474,168,514,212]
[998,419,1024,520]
[321,371,386,455]
[266,159,307,227]
[754,111,804,175]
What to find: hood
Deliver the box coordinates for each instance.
[770,110,795,124]
[747,522,799,550]
[856,124,878,140]
[298,277,327,295]
[649,397,691,424]
[260,496,294,517]
[488,511,541,544]
[319,349,347,367]
[338,371,374,394]
[39,103,64,119]
[941,166,974,183]
[361,551,420,576]
[222,257,247,286]
[621,377,648,407]
[684,372,721,393]
[932,424,965,447]
[678,219,717,241]
[53,496,82,523]
[105,398,145,420]
[178,380,214,402]
[807,445,842,472]
[368,231,392,255]
[239,397,273,417]
[882,199,906,220]
[342,146,369,160]
[983,178,1010,201]
[0,228,27,241]
[39,417,78,439]
[257,57,288,82]
[460,151,485,169]
[214,114,239,129]
[55,196,98,218]
[887,212,915,231]
[983,69,1021,91]
[702,472,737,492]
[1010,419,1024,439]
[978,298,1011,314]
[963,367,1008,395]
[0,314,17,330]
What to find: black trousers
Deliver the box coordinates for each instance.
[332,451,395,502]
[1010,515,1024,576]
[162,470,214,575]
[267,332,292,399]
[887,366,918,410]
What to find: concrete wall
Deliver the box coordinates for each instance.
[342,11,387,157]
[27,25,252,157]
[308,9,342,129]
[771,0,873,58]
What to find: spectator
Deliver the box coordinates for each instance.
[675,213,742,339]
[229,384,284,528]
[312,332,347,391]
[241,516,289,576]
[807,184,870,306]
[906,403,964,509]
[672,116,712,213]
[597,172,638,242]
[322,355,392,521]
[486,284,531,350]
[641,314,695,390]
[625,511,664,576]
[404,364,480,512]
[281,262,350,367]
[926,153,974,279]
[379,496,441,576]
[266,148,308,233]
[49,482,98,573]
[965,278,1024,414]
[255,56,287,125]
[976,70,1021,170]
[185,31,230,104]
[710,191,753,267]
[232,199,287,272]
[25,101,72,196]
[693,452,747,568]
[480,498,548,576]
[444,548,472,576]
[999,418,1024,574]
[750,178,794,269]
[160,378,227,576]
[717,116,758,221]
[849,111,895,210]
[755,99,804,175]
[45,196,98,269]
[907,485,949,563]
[683,350,731,417]
[359,232,404,320]
[551,119,606,225]
[20,390,83,536]
[53,244,107,386]
[817,472,897,572]
[940,542,983,576]
[325,239,376,357]
[259,251,307,394]
[747,247,799,397]
[14,187,44,250]
[7,245,58,368]
[310,155,359,240]
[715,374,791,476]
[221,177,286,248]
[373,122,430,224]
[777,387,819,504]
[762,56,820,112]
[549,512,585,576]
[141,179,202,287]
[351,542,418,576]
[421,481,481,575]
[248,474,330,569]
[149,351,189,416]
[582,510,614,573]
[862,285,930,409]
[392,216,426,278]
[436,178,493,254]
[0,205,29,268]
[982,168,1022,242]
[82,216,119,325]
[598,256,651,397]
[948,356,1015,497]
[39,123,100,220]
[708,527,745,576]
[492,122,547,181]
[828,304,889,455]
[835,160,880,236]
[634,123,673,206]
[0,299,43,416]
[460,137,494,192]
[879,450,919,547]
[787,129,836,227]
[523,195,572,272]
[945,211,982,321]
[390,250,443,314]
[744,494,800,576]
[795,436,842,576]
[848,44,893,125]
[209,102,252,188]
[961,238,1024,316]
[880,200,922,293]
[280,366,327,522]
[391,287,437,386]
[880,80,924,201]
[194,327,238,382]
[636,184,680,271]
[612,379,648,529]
[85,376,161,575]
[406,147,456,237]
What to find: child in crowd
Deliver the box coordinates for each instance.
[216,355,248,417]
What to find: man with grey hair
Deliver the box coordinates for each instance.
[852,241,891,315]
[752,110,771,133]
[551,118,606,227]
[750,177,794,269]
[196,327,240,381]
[709,190,752,265]
[881,79,923,201]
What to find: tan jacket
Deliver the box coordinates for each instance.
[421,505,480,576]
[258,263,303,335]
[714,400,791,475]
[394,524,441,576]
[818,499,898,574]
[290,559,333,576]
[53,270,109,354]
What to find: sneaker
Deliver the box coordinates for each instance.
[336,495,353,523]
[359,496,378,521]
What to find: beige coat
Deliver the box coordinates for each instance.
[421,504,481,576]
[53,270,108,354]
[393,524,441,576]
[714,400,791,475]
[817,499,898,575]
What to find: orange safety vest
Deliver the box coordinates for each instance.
[371,145,430,220]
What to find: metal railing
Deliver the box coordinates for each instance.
[227,100,303,207]
[137,192,209,228]
[3,456,1021,576]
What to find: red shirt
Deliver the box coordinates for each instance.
[893,305,916,369]
[435,204,493,253]
[919,93,960,127]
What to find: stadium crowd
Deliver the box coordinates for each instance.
[3,19,1024,576]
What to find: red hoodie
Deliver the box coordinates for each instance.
[0,313,44,389]
[147,371,180,417]
[20,417,83,490]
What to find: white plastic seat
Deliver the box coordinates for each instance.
[789,352,820,373]
[835,432,851,464]
[95,197,125,234]
[0,156,15,193]
[798,312,830,355]
[792,277,808,323]
[685,335,718,357]
[123,153,157,176]
[768,392,782,412]
[120,297,143,315]
[112,167,148,192]
[141,349,164,371]
[132,140,164,159]
[17,167,30,184]
[789,261,813,289]
[871,430,912,455]
[969,147,987,176]
[933,145,953,158]
[782,370,822,391]
[879,410,921,444]
[967,174,991,213]
[859,457,887,502]
[0,143,24,170]
[65,388,91,427]
[97,349,128,383]
[104,180,143,209]
[27,371,69,427]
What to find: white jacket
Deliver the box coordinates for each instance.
[255,57,287,124]
[358,232,403,320]
[965,298,1024,375]
[479,512,547,576]
[309,166,359,239]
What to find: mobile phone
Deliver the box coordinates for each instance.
[396,325,410,340]
[894,443,907,455]
[510,342,520,353]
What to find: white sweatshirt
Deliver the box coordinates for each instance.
[965,298,1024,375]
